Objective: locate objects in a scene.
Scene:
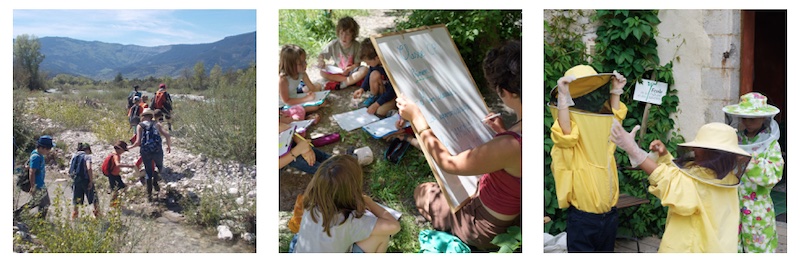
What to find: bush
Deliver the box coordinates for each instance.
[179,64,256,165]
[181,178,256,237]
[394,10,522,92]
[278,9,368,65]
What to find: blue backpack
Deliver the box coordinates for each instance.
[68,153,88,183]
[140,122,162,154]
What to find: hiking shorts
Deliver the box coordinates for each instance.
[73,181,97,205]
[107,174,127,191]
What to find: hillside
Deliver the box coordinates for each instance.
[36,31,255,80]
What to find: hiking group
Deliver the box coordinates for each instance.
[280,16,522,253]
[15,84,174,221]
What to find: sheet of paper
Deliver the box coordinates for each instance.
[362,114,411,138]
[365,202,402,220]
[325,65,344,74]
[332,108,381,131]
[278,126,296,157]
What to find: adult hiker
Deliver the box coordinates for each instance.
[151,83,174,131]
[130,108,172,201]
[127,85,142,111]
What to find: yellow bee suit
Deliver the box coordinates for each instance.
[549,102,627,214]
[649,153,740,253]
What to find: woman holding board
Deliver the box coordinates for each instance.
[396,40,522,251]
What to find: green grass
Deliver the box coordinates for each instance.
[279,9,369,66]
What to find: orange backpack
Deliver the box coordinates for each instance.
[154,91,167,109]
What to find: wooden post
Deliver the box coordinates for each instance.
[637,72,657,147]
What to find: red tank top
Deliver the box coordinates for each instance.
[478,131,522,216]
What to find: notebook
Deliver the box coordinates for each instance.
[278,125,296,157]
[362,114,411,139]
[279,90,330,109]
[289,119,315,134]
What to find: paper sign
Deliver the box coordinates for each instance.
[633,79,668,105]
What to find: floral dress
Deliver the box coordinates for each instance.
[737,125,784,253]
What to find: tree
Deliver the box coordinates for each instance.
[114,72,124,83]
[192,61,207,90]
[209,64,223,88]
[13,34,46,90]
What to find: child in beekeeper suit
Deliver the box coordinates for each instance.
[723,92,784,253]
[611,122,751,252]
[549,65,628,252]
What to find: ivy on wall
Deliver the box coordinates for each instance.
[544,10,685,238]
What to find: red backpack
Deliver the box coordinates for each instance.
[101,153,116,176]
[154,91,168,109]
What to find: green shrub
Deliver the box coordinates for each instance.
[179,65,256,165]
[279,9,368,65]
[15,186,143,253]
[394,10,522,93]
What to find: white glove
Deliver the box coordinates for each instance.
[610,119,648,167]
[610,70,626,95]
[557,75,576,110]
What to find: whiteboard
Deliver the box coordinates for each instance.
[373,25,494,212]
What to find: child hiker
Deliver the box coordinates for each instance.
[69,143,100,219]
[293,155,400,253]
[102,141,136,207]
[722,92,785,252]
[611,122,751,252]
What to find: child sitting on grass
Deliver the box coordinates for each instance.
[293,155,400,252]
[318,16,368,90]
[280,44,322,113]
[351,38,397,117]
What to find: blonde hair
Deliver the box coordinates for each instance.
[279,44,306,79]
[302,155,366,237]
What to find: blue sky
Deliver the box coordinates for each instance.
[13,9,256,47]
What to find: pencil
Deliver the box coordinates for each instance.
[482,113,501,123]
[295,133,314,147]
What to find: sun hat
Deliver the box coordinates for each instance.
[552,65,613,98]
[722,92,780,118]
[159,83,166,89]
[133,95,140,101]
[114,140,129,151]
[37,135,54,148]
[77,142,91,152]
[141,108,155,117]
[678,122,750,157]
[134,85,140,89]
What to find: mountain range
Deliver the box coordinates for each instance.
[35,31,255,81]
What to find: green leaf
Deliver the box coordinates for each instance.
[633,27,642,41]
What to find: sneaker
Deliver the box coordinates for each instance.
[359,96,377,108]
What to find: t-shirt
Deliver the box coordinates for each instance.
[319,39,361,70]
[30,150,45,189]
[279,73,304,106]
[294,208,377,253]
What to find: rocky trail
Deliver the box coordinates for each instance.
[14,94,256,253]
